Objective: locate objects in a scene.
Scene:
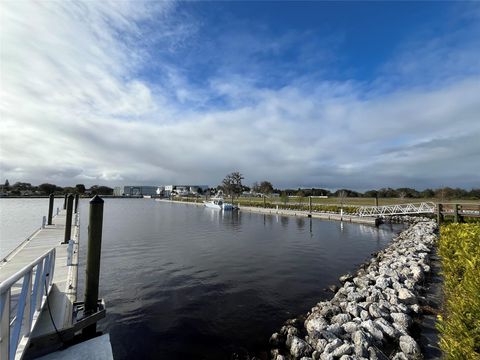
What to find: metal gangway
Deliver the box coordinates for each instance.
[357,202,436,217]
[1,249,56,360]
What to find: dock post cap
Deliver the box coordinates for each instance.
[68,193,74,199]
[90,195,104,204]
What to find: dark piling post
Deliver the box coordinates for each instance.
[437,203,444,224]
[454,204,459,223]
[63,194,68,210]
[83,195,104,338]
[454,204,464,223]
[263,196,266,208]
[375,195,379,207]
[64,194,74,244]
[74,193,80,213]
[47,193,54,225]
[309,196,312,213]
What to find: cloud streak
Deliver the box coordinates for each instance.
[1,1,479,190]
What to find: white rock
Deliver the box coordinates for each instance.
[305,314,328,335]
[323,338,343,354]
[290,336,313,358]
[331,313,351,326]
[399,335,421,356]
[342,321,358,333]
[397,288,417,304]
[391,312,412,329]
[331,343,354,357]
[315,339,328,353]
[361,320,384,342]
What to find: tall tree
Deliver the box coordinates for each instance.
[259,181,274,194]
[75,184,86,194]
[39,183,57,195]
[221,171,244,198]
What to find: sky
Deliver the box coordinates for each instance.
[1,1,479,190]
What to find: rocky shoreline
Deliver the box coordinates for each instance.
[269,218,438,360]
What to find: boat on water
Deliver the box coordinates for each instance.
[204,193,234,210]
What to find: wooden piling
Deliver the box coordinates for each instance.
[74,193,80,213]
[263,196,266,208]
[375,196,379,207]
[83,195,104,337]
[64,194,74,243]
[48,193,54,225]
[309,196,312,213]
[437,203,444,224]
[454,204,464,223]
[63,194,68,210]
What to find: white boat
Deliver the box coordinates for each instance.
[203,193,234,210]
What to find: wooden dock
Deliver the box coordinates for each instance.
[1,196,110,360]
[238,205,380,225]
[154,199,380,225]
[0,209,80,358]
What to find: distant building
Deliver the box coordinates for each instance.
[113,187,123,196]
[163,185,209,197]
[123,186,158,197]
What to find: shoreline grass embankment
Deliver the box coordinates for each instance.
[153,198,379,225]
[437,223,480,359]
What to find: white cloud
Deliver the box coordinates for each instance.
[0,1,479,190]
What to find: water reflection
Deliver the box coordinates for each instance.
[296,217,305,230]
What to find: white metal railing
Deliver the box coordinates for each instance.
[0,248,56,360]
[357,202,436,217]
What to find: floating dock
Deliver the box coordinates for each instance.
[0,196,110,360]
[238,206,380,225]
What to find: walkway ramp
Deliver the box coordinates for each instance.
[357,202,436,217]
[0,210,80,360]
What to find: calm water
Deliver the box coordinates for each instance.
[1,198,403,359]
[0,198,65,258]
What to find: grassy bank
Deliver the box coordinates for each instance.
[437,223,480,359]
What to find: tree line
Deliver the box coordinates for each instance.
[0,180,113,196]
[276,187,480,200]
[217,172,480,200]
[2,176,479,200]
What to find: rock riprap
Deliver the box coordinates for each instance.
[269,218,437,360]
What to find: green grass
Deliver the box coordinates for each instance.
[437,224,480,359]
[171,196,479,217]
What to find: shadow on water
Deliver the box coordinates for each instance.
[71,199,404,360]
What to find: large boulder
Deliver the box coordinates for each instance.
[290,336,313,358]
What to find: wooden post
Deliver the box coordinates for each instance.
[263,196,266,208]
[64,194,74,243]
[74,193,80,213]
[47,193,54,225]
[454,204,459,223]
[309,196,312,213]
[63,194,68,210]
[375,195,379,207]
[455,204,464,223]
[437,203,444,224]
[83,195,104,337]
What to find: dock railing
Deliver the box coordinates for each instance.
[0,248,56,360]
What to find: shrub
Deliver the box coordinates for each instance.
[437,224,480,359]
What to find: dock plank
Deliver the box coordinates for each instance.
[0,210,80,343]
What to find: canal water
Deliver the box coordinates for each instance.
[1,198,403,359]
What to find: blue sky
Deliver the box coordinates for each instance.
[1,1,479,190]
